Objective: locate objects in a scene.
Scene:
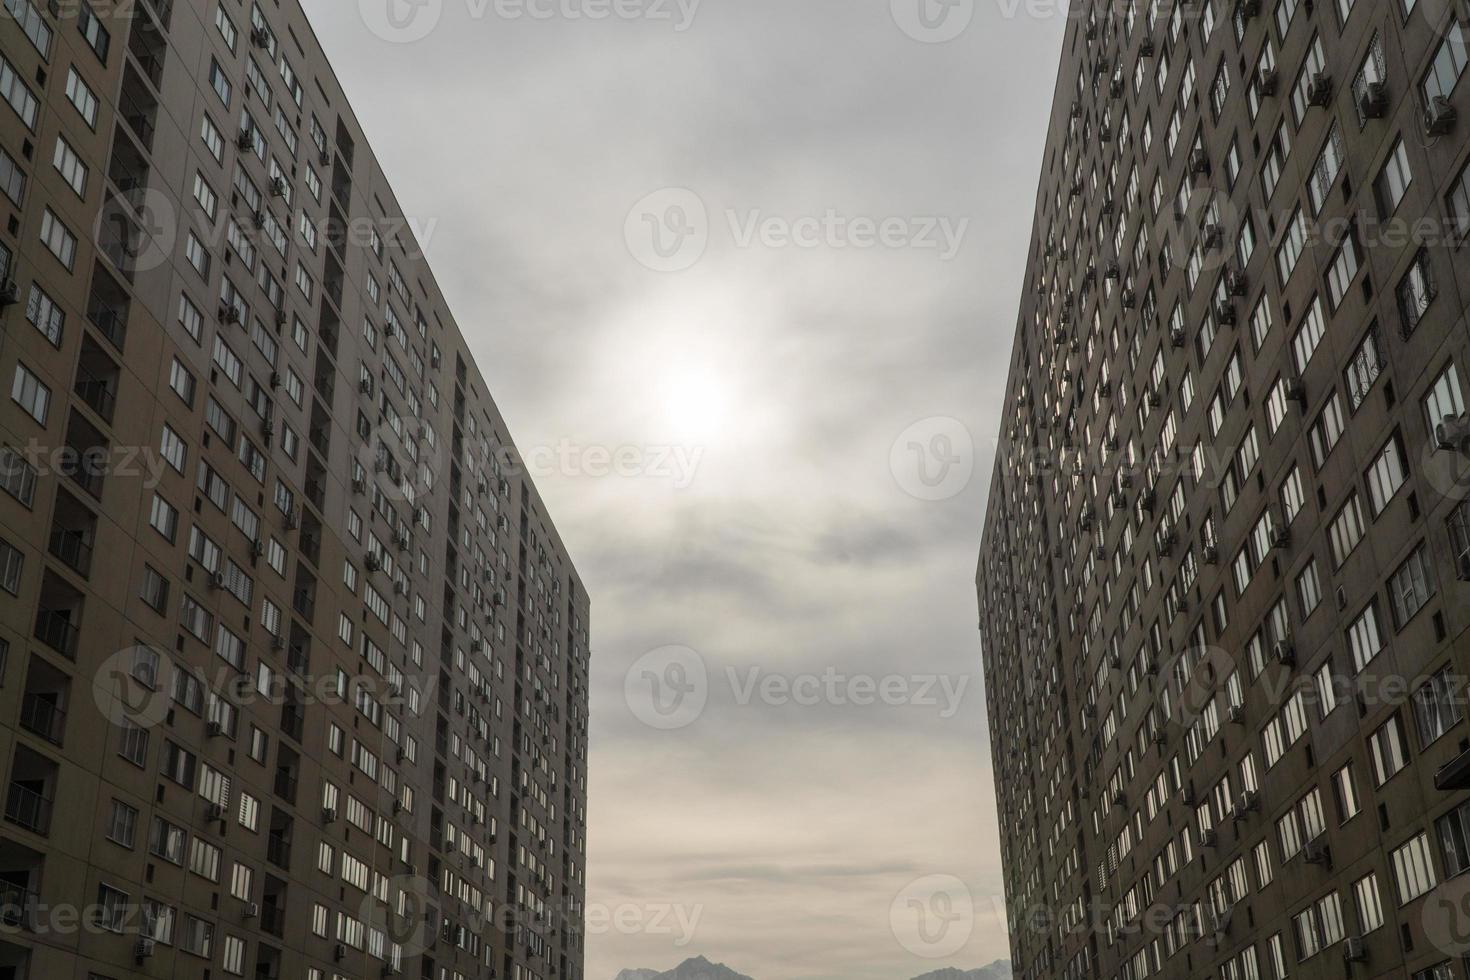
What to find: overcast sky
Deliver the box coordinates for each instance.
[304,2,1067,977]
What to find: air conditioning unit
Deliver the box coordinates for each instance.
[1121,288,1137,309]
[393,581,407,597]
[1189,148,1211,178]
[1239,790,1260,813]
[396,746,407,762]
[207,720,226,737]
[237,128,254,150]
[1111,788,1126,806]
[274,308,287,328]
[1343,936,1367,962]
[285,509,300,530]
[334,944,347,962]
[219,303,242,325]
[210,571,226,590]
[135,939,157,962]
[1159,530,1178,556]
[319,149,333,168]
[1140,489,1158,512]
[359,378,373,395]
[1202,224,1224,249]
[207,803,226,822]
[384,966,402,978]
[1286,377,1307,405]
[1270,524,1291,549]
[1201,829,1218,847]
[1147,389,1162,409]
[250,539,264,558]
[1358,81,1388,120]
[0,279,18,307]
[1436,414,1470,452]
[1169,326,1186,348]
[323,806,338,823]
[244,901,259,918]
[1272,638,1296,667]
[1182,785,1197,805]
[1153,728,1169,747]
[364,553,379,572]
[1307,73,1334,107]
[270,634,284,651]
[1227,270,1249,296]
[353,478,368,496]
[1227,704,1244,724]
[251,26,270,47]
[1425,96,1458,136]
[1203,544,1220,565]
[1139,37,1155,58]
[1239,0,1261,16]
[1216,301,1237,327]
[1304,840,1332,866]
[270,177,287,197]
[1257,68,1279,97]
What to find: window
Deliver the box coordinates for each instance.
[1332,765,1359,822]
[1328,493,1365,567]
[0,144,24,206]
[1347,603,1383,673]
[201,113,225,162]
[185,232,210,276]
[1325,232,1360,312]
[1398,249,1437,334]
[1425,363,1465,437]
[1344,327,1384,411]
[5,0,52,57]
[159,426,187,473]
[1450,160,1470,240]
[107,799,138,847]
[77,1,111,62]
[209,58,232,105]
[0,53,39,130]
[140,565,170,612]
[1365,435,1408,516]
[0,448,37,507]
[64,68,98,127]
[1353,874,1383,933]
[25,285,64,347]
[1392,831,1438,904]
[1296,561,1322,616]
[1423,20,1468,103]
[39,208,77,269]
[1292,297,1326,373]
[1375,139,1412,215]
[97,884,129,932]
[181,915,213,958]
[1370,714,1410,786]
[10,364,50,425]
[1276,207,1308,286]
[52,136,87,197]
[1389,545,1437,627]
[149,494,178,542]
[1437,799,1470,877]
[1414,668,1462,747]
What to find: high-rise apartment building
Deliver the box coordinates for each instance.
[979,1,1470,977]
[0,4,590,980]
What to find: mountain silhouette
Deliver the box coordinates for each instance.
[612,957,1012,980]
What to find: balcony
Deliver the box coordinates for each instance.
[4,750,58,836]
[266,831,291,871]
[73,336,120,426]
[126,11,168,89]
[86,262,130,350]
[60,410,109,500]
[32,570,84,659]
[19,657,70,747]
[48,490,98,579]
[118,64,159,152]
[0,841,43,932]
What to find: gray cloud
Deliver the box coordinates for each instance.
[303,0,1065,976]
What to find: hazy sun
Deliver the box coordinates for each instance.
[660,368,734,440]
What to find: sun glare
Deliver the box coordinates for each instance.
[660,368,734,440]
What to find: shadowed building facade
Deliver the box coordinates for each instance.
[979,0,1470,977]
[0,3,590,980]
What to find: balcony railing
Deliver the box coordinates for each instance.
[33,610,80,659]
[260,903,285,938]
[73,366,117,423]
[4,783,53,835]
[86,304,128,352]
[266,832,291,869]
[48,527,94,577]
[0,880,39,929]
[19,694,66,745]
[272,770,297,803]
